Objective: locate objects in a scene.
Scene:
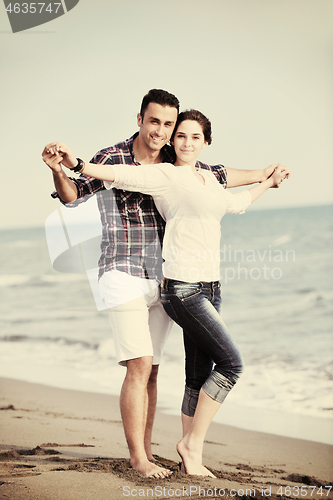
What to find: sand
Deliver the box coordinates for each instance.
[0,377,332,500]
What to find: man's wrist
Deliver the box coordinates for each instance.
[52,168,65,179]
[248,169,266,184]
[259,169,269,183]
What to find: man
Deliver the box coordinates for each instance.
[42,89,281,478]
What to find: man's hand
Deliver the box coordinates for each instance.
[42,142,77,171]
[41,142,79,203]
[261,163,291,185]
[42,147,64,173]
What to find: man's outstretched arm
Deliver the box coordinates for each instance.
[225,164,290,188]
[42,142,78,203]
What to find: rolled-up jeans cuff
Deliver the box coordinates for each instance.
[181,385,200,417]
[202,371,235,404]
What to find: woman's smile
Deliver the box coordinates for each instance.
[173,120,208,167]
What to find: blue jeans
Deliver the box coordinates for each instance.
[161,278,243,417]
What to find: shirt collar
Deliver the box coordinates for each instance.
[126,132,175,164]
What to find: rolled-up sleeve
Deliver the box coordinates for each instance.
[51,175,105,206]
[104,164,176,195]
[225,190,252,214]
[51,148,111,205]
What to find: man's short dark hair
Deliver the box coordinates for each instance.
[140,89,180,120]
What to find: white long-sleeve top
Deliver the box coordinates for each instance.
[105,163,251,283]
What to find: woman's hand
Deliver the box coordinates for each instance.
[42,142,77,170]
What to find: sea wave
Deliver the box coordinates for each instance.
[1,336,332,421]
[0,274,87,287]
[0,334,98,350]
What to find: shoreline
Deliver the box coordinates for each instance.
[0,377,332,500]
[2,365,333,446]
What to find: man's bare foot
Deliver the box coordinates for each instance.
[177,439,214,477]
[144,443,155,461]
[130,457,172,478]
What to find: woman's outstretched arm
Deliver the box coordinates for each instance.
[247,164,288,203]
[43,142,117,182]
[225,164,289,214]
[42,142,175,195]
[225,163,290,188]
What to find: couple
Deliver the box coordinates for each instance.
[43,89,289,479]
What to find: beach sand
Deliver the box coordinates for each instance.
[0,377,332,500]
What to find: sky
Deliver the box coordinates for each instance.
[1,0,332,229]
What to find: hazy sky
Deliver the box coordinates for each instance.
[1,0,332,229]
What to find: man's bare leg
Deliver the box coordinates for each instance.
[120,356,171,478]
[144,364,159,461]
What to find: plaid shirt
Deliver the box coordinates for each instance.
[52,133,227,281]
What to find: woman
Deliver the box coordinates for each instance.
[44,110,288,476]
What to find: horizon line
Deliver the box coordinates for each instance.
[0,201,332,232]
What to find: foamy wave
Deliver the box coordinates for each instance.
[0,334,97,349]
[41,274,87,283]
[228,288,333,325]
[272,234,292,246]
[0,275,31,287]
[0,336,332,424]
[228,361,333,419]
[0,274,87,287]
[98,339,117,359]
[7,240,39,248]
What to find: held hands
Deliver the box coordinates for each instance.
[248,163,290,204]
[263,163,290,188]
[42,142,77,172]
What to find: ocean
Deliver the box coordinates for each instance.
[1,205,332,444]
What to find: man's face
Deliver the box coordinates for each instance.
[137,102,178,151]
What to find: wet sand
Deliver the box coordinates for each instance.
[0,377,332,500]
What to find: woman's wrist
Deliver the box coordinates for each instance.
[69,158,85,173]
[261,177,274,189]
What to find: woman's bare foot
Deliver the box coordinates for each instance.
[180,460,215,477]
[177,439,214,477]
[130,457,172,478]
[201,465,216,478]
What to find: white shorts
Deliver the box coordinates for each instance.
[99,270,173,366]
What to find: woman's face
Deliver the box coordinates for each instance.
[172,120,208,166]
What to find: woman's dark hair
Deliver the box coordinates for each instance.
[171,109,212,145]
[140,89,180,119]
